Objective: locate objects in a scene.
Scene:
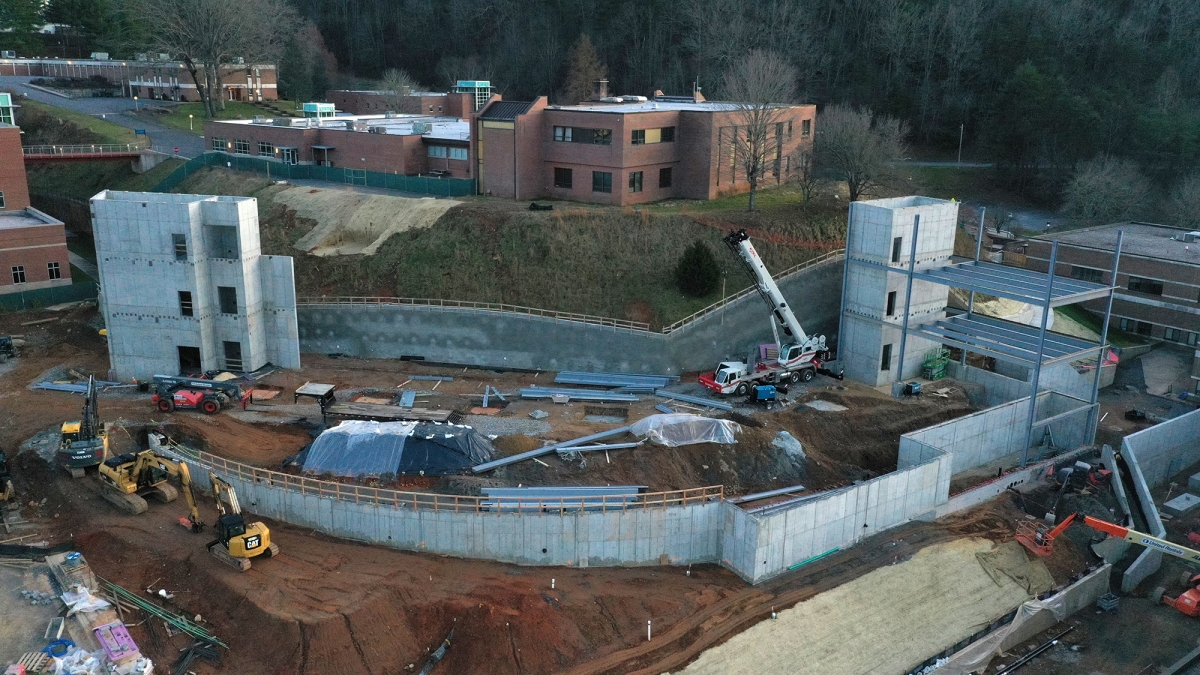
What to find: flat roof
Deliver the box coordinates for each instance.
[334,90,449,97]
[91,191,254,204]
[548,100,800,114]
[1033,222,1200,266]
[217,114,469,140]
[0,207,64,231]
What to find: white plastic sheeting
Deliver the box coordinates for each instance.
[61,585,111,616]
[302,420,495,477]
[630,414,741,447]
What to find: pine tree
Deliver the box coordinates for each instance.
[674,242,720,297]
[559,34,606,104]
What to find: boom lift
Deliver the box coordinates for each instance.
[151,375,248,414]
[207,473,278,571]
[97,450,204,528]
[58,376,108,478]
[1082,515,1200,618]
[699,230,841,396]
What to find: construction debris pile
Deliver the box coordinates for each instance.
[298,420,496,478]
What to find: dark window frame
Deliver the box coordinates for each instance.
[217,286,238,314]
[1127,276,1163,296]
[592,171,613,193]
[554,167,573,189]
[631,129,646,145]
[881,343,893,371]
[658,167,672,188]
[47,261,61,280]
[629,171,643,193]
[179,290,194,317]
[11,265,25,284]
[891,237,903,263]
[886,291,897,317]
[172,233,187,261]
[660,126,675,142]
[801,119,811,137]
[223,341,243,371]
[1070,266,1103,284]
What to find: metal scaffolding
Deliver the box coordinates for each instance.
[858,211,1124,466]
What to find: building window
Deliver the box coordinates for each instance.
[448,147,468,160]
[11,266,25,284]
[801,119,811,137]
[554,126,573,142]
[211,136,226,152]
[591,129,612,145]
[179,291,193,317]
[1071,266,1103,283]
[886,291,897,317]
[554,168,573,189]
[1120,318,1153,336]
[891,237,903,263]
[280,148,298,164]
[659,167,672,188]
[1165,328,1198,345]
[787,121,793,138]
[0,191,5,209]
[1127,276,1163,295]
[233,139,251,155]
[217,286,238,314]
[660,127,675,143]
[172,233,187,261]
[631,129,645,145]
[47,261,61,280]
[427,145,448,158]
[881,344,893,371]
[629,171,643,193]
[592,171,613,193]
[223,341,243,371]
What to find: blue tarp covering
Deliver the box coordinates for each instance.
[302,420,495,477]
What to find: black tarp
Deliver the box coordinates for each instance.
[301,421,495,477]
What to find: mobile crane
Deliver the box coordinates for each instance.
[97,449,204,529]
[699,230,842,396]
[207,473,279,571]
[58,376,108,478]
[1082,515,1200,618]
[151,375,248,414]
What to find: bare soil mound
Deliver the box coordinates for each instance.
[281,188,459,256]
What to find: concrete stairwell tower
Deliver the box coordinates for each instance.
[838,197,959,387]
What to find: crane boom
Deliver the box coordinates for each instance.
[723,230,822,356]
[1083,515,1200,563]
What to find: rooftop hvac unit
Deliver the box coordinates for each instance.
[346,121,368,131]
[619,95,648,102]
[231,57,245,65]
[384,111,396,118]
[273,118,294,127]
[134,52,148,61]
[157,53,171,61]
[1,51,15,59]
[1182,231,1200,243]
[252,115,266,123]
[368,126,388,134]
[412,122,428,134]
[90,52,110,61]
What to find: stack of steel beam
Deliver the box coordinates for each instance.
[553,371,678,388]
[519,387,639,402]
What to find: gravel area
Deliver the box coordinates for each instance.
[461,415,551,437]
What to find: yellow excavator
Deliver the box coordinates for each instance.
[58,376,109,478]
[207,473,279,571]
[97,450,204,530]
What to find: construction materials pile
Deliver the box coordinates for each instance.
[298,421,496,478]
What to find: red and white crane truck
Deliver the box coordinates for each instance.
[699,230,842,396]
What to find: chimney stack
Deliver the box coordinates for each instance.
[594,79,609,100]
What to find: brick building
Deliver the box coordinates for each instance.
[0,56,277,102]
[1023,223,1200,393]
[204,113,472,178]
[0,107,71,296]
[474,91,815,205]
[327,89,474,117]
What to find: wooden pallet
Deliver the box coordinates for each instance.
[17,652,51,673]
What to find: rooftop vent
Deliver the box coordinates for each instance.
[1181,231,1200,243]
[252,115,266,123]
[412,122,428,134]
[368,126,388,134]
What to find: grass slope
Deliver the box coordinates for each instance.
[18,98,138,145]
[26,158,185,200]
[142,102,286,136]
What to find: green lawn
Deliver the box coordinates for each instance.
[26,157,185,200]
[1056,304,1146,348]
[69,263,91,283]
[19,98,138,145]
[144,102,286,136]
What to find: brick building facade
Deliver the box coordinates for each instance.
[0,57,277,102]
[474,92,815,206]
[0,118,70,296]
[327,90,474,118]
[204,114,472,179]
[1023,223,1200,393]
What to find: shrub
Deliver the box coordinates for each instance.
[674,241,720,297]
[1061,154,1153,226]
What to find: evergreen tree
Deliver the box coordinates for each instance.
[674,242,720,298]
[559,34,605,104]
[278,36,313,102]
[0,0,44,52]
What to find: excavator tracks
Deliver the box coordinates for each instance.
[102,489,148,515]
[208,542,252,572]
[149,483,178,503]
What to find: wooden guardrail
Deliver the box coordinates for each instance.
[166,443,724,515]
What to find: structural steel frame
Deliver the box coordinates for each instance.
[846,208,1124,466]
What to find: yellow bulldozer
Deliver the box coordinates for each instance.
[97,449,203,530]
[207,473,279,571]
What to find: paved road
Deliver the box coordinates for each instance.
[1,76,205,158]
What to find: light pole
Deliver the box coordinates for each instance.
[957,123,964,165]
[189,114,193,131]
[133,95,139,111]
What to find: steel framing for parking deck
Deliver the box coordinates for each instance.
[850,208,1124,465]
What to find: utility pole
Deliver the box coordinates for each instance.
[957,123,964,165]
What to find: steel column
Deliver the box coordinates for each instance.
[1087,230,1124,445]
[1021,241,1058,466]
[895,215,920,382]
[963,208,986,366]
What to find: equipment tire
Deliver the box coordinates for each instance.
[735,382,749,396]
[1150,586,1166,604]
[157,399,174,413]
[800,368,815,382]
[787,372,800,385]
[201,399,220,415]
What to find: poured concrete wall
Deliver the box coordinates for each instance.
[898,391,1093,475]
[722,452,953,583]
[297,256,844,374]
[946,362,1030,407]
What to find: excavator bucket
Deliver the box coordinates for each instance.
[178,516,203,532]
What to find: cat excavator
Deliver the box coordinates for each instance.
[97,450,204,529]
[207,473,279,571]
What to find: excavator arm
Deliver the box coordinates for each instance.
[209,473,241,516]
[135,453,204,531]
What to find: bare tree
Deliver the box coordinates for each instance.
[377,68,418,110]
[816,104,908,202]
[790,145,820,203]
[1061,154,1154,225]
[1163,171,1200,228]
[139,0,298,117]
[721,49,797,211]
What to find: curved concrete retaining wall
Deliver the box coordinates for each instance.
[296,256,844,373]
